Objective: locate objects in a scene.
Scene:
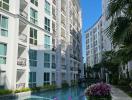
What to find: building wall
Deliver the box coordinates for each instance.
[0,0,83,90]
[86,16,103,67]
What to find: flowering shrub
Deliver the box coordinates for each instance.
[85,83,111,97]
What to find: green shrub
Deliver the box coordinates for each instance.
[61,82,69,88]
[42,84,57,90]
[118,79,129,86]
[31,87,41,91]
[0,90,13,95]
[71,80,78,86]
[111,77,118,85]
[15,88,31,93]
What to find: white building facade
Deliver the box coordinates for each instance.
[86,16,103,67]
[0,0,83,90]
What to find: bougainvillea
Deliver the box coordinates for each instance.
[85,83,111,97]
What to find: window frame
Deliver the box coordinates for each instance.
[45,0,50,15]
[31,0,38,6]
[44,34,51,49]
[29,72,36,88]
[0,0,9,11]
[0,15,8,37]
[29,49,37,67]
[43,72,50,85]
[44,17,50,32]
[30,27,37,45]
[30,8,38,25]
[0,43,7,64]
[44,53,50,68]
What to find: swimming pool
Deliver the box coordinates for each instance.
[19,87,86,100]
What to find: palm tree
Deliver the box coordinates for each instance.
[106,0,132,61]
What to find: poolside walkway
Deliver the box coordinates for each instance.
[111,86,132,100]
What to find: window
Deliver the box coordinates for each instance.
[30,8,38,25]
[29,50,37,67]
[44,35,51,49]
[52,55,56,69]
[44,53,50,68]
[30,28,37,45]
[0,0,9,11]
[44,72,50,85]
[29,72,36,88]
[0,43,7,64]
[31,0,38,6]
[0,15,8,37]
[52,73,55,84]
[0,71,6,89]
[45,0,50,15]
[44,17,50,32]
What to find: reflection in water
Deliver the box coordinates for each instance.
[19,87,86,100]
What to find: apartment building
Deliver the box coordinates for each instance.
[86,16,103,67]
[86,0,112,67]
[0,0,83,90]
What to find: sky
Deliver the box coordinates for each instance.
[80,0,102,62]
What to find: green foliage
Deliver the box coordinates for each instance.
[42,84,57,90]
[0,90,13,95]
[71,80,78,86]
[61,82,69,88]
[111,76,119,85]
[15,88,31,93]
[118,79,130,86]
[106,0,132,63]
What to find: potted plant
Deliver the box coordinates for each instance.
[85,83,112,100]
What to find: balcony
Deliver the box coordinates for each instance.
[52,0,56,5]
[20,9,28,19]
[20,0,28,19]
[61,0,66,15]
[61,28,66,38]
[52,7,56,20]
[19,34,27,43]
[17,57,26,66]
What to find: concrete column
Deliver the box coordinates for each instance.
[56,0,62,88]
[66,0,71,86]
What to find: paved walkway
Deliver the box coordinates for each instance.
[111,86,132,100]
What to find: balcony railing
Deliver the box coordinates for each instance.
[19,34,27,43]
[17,57,26,66]
[20,9,28,19]
[61,21,65,28]
[61,7,66,15]
[52,0,56,5]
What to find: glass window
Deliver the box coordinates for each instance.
[0,15,8,37]
[44,17,50,32]
[45,0,50,15]
[29,72,36,88]
[52,55,56,69]
[44,72,50,85]
[0,0,9,11]
[30,28,37,45]
[31,0,38,6]
[0,43,7,64]
[30,8,38,25]
[44,53,50,68]
[44,35,51,49]
[29,49,37,67]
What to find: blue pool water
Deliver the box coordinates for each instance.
[20,87,86,100]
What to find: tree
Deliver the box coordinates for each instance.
[106,0,132,62]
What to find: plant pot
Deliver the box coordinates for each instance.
[86,96,112,100]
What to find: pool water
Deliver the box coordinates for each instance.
[20,87,86,100]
